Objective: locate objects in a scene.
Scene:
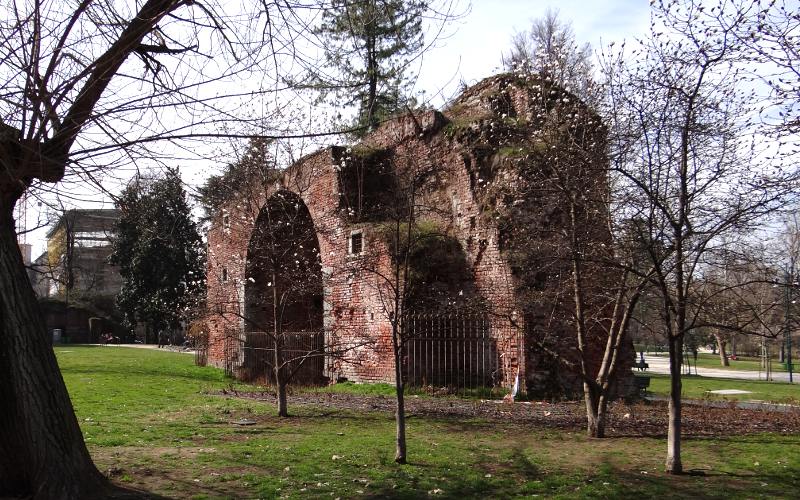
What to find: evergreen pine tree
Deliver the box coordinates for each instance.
[312,0,427,135]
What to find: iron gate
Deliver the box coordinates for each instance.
[403,311,501,392]
[240,330,326,385]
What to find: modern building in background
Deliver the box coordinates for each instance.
[43,209,122,298]
[27,209,124,343]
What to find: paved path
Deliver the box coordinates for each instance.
[642,354,797,383]
[104,343,195,355]
[101,344,798,381]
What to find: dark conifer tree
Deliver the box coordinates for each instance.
[111,168,205,341]
[312,0,427,135]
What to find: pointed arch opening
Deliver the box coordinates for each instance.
[242,190,325,384]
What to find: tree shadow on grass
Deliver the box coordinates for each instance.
[105,467,260,500]
[410,416,509,435]
[686,434,800,446]
[358,447,542,499]
[608,466,800,499]
[506,447,541,480]
[273,409,394,427]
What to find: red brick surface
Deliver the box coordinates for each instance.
[204,74,628,394]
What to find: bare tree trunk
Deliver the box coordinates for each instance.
[390,205,413,465]
[273,338,288,418]
[0,203,108,499]
[271,271,288,417]
[277,379,288,418]
[366,37,378,130]
[392,318,406,464]
[568,202,604,438]
[391,315,407,463]
[715,334,729,366]
[394,379,407,464]
[583,383,607,438]
[666,335,683,474]
[595,394,608,438]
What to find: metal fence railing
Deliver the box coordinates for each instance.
[239,330,326,385]
[196,312,505,393]
[403,311,501,392]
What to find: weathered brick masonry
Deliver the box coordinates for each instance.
[204,74,631,395]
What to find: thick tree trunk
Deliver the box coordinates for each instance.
[666,335,683,474]
[716,334,729,366]
[0,205,108,498]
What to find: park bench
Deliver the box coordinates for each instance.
[634,376,650,397]
[633,360,649,371]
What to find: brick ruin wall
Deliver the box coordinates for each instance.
[203,73,632,396]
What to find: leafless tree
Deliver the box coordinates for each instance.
[0,1,359,497]
[730,0,800,136]
[600,0,798,474]
[335,132,474,463]
[775,216,800,371]
[692,246,784,366]
[503,8,595,102]
[478,73,648,438]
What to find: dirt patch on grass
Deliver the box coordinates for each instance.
[92,446,267,499]
[226,391,800,437]
[93,445,218,464]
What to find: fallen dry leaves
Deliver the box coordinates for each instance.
[231,391,800,437]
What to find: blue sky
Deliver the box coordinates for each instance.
[415,0,652,104]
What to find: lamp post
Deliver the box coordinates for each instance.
[786,264,795,383]
[788,323,794,383]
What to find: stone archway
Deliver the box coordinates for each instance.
[241,190,325,384]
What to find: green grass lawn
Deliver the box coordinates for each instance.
[648,352,791,372]
[644,373,800,404]
[56,346,800,499]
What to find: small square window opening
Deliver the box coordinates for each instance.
[349,231,363,255]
